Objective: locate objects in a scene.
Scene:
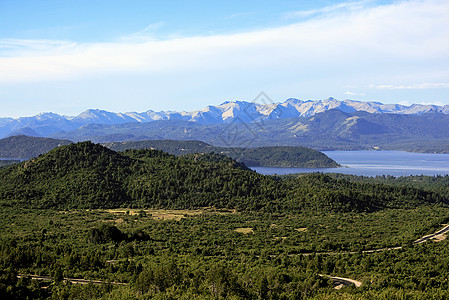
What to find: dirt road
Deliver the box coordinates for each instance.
[17,274,128,285]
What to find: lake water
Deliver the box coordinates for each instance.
[251,151,449,177]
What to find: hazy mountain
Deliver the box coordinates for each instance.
[0,135,72,159]
[1,98,448,139]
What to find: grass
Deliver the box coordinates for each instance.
[104,207,234,221]
[234,227,254,234]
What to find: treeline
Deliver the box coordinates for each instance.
[281,173,447,213]
[0,141,447,213]
[327,173,449,200]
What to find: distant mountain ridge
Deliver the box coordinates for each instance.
[1,97,448,139]
[0,135,72,159]
[51,109,449,153]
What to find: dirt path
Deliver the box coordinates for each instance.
[412,224,449,244]
[304,223,449,256]
[319,274,362,289]
[19,225,449,289]
[17,274,128,286]
[311,224,449,289]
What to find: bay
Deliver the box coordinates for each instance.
[251,151,449,177]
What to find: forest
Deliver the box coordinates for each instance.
[1,141,449,299]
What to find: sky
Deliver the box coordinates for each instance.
[0,0,448,118]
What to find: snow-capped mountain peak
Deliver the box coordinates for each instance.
[1,98,448,139]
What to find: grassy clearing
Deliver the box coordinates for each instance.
[104,207,233,221]
[234,227,254,234]
[295,228,308,232]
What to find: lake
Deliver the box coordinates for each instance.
[251,151,449,177]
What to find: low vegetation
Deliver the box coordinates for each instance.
[1,141,449,298]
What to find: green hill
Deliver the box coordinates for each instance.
[0,142,280,210]
[0,141,445,212]
[104,140,339,168]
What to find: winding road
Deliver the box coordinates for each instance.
[319,274,362,289]
[412,224,449,244]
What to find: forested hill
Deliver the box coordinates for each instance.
[0,136,338,167]
[104,140,215,155]
[104,140,339,168]
[0,141,280,210]
[0,135,72,159]
[0,141,446,212]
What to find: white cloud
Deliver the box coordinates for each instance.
[376,83,449,90]
[345,91,366,96]
[284,0,374,19]
[418,100,445,106]
[0,39,78,55]
[120,22,166,42]
[0,0,448,87]
[225,11,258,20]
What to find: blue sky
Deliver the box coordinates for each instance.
[0,0,448,117]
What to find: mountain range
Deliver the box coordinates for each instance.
[1,97,448,139]
[44,109,449,153]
